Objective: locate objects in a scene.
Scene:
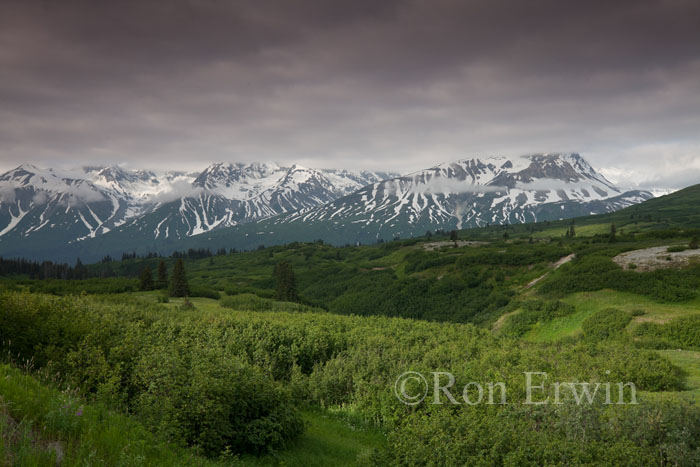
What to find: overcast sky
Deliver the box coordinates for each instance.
[1,0,699,190]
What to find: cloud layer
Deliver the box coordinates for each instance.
[1,0,699,190]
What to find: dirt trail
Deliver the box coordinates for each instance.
[493,253,576,332]
[525,253,575,290]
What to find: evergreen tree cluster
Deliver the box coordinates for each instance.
[171,248,214,260]
[121,251,160,261]
[0,257,90,280]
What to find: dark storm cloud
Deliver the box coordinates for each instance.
[1,0,699,189]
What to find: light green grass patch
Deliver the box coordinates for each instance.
[523,290,700,342]
[658,350,700,392]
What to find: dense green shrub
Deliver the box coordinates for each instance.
[634,316,700,350]
[26,278,138,295]
[582,308,632,341]
[456,244,570,269]
[187,286,220,300]
[134,338,303,455]
[403,250,457,274]
[377,401,700,466]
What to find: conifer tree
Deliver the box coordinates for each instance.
[139,265,154,291]
[156,260,168,289]
[73,257,88,280]
[609,224,617,243]
[274,261,298,302]
[169,258,190,297]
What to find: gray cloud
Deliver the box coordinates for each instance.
[0,185,17,203]
[0,0,699,190]
[149,179,204,205]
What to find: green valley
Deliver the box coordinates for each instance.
[2,185,700,465]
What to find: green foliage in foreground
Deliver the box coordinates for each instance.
[0,363,213,466]
[1,289,698,465]
[0,292,303,457]
[380,400,700,466]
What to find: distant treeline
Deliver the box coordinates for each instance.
[0,256,92,280]
[0,247,233,279]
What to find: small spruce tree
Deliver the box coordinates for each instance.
[169,258,190,297]
[156,260,168,289]
[139,265,154,291]
[73,258,87,280]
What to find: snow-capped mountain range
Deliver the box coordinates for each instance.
[0,163,396,256]
[278,153,651,229]
[0,154,653,262]
[179,153,653,251]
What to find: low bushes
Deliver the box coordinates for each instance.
[582,308,632,341]
[0,289,693,463]
[634,315,700,350]
[0,292,303,457]
[219,293,317,313]
[187,286,220,300]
